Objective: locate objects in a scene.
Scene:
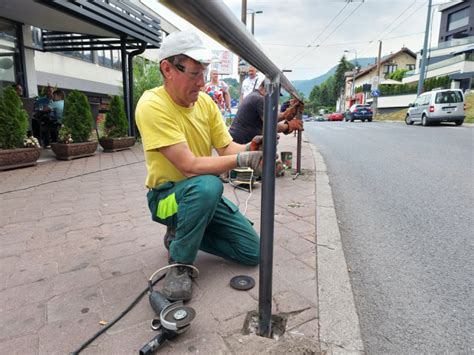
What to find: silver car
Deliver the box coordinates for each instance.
[406,89,465,126]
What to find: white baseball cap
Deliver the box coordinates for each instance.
[157,30,214,64]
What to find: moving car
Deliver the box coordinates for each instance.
[405,89,465,126]
[328,112,344,121]
[346,104,373,122]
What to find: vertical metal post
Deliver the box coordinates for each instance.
[120,37,130,131]
[417,0,432,96]
[16,24,29,98]
[127,42,146,137]
[251,12,255,35]
[258,78,279,338]
[296,113,302,174]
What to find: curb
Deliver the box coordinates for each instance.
[309,142,365,354]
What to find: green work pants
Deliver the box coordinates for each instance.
[147,175,260,266]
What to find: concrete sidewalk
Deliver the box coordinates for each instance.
[0,134,361,354]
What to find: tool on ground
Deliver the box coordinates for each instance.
[139,264,199,355]
[230,275,255,291]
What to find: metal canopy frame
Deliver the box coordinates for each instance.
[159,0,303,338]
[35,0,164,136]
[38,0,162,47]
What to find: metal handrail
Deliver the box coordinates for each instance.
[159,0,303,337]
[159,0,300,100]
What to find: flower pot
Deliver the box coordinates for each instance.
[51,141,98,160]
[98,136,135,152]
[0,147,41,171]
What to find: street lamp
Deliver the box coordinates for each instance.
[344,49,358,99]
[247,9,263,35]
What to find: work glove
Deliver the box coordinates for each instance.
[245,135,263,151]
[236,151,263,176]
[281,105,298,120]
[285,119,304,134]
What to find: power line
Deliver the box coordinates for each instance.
[283,1,350,66]
[287,1,365,67]
[260,31,424,48]
[358,0,428,57]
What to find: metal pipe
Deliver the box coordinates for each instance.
[127,42,147,137]
[296,112,302,174]
[158,0,299,99]
[258,78,280,337]
[417,0,432,96]
[120,37,130,129]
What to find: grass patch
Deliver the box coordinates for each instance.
[375,92,474,123]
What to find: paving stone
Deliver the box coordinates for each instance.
[101,241,143,260]
[0,333,39,355]
[286,307,319,331]
[26,232,67,251]
[8,262,58,288]
[99,255,143,279]
[274,289,314,314]
[99,271,147,304]
[100,295,153,335]
[0,256,20,275]
[38,313,102,355]
[53,267,102,295]
[0,303,46,340]
[0,280,52,312]
[0,241,26,258]
[86,322,157,354]
[56,249,102,274]
[166,332,229,354]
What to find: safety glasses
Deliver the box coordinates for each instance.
[173,63,208,80]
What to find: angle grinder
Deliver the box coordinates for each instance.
[139,264,199,355]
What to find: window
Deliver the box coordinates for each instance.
[383,64,398,75]
[60,34,93,63]
[406,64,415,71]
[98,49,121,69]
[435,91,463,104]
[447,7,469,32]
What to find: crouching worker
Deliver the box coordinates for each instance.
[135,30,262,302]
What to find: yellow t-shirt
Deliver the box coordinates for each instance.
[135,86,232,188]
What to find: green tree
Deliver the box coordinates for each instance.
[0,86,29,149]
[223,78,240,101]
[388,69,408,81]
[132,57,163,109]
[61,90,94,143]
[333,55,354,102]
[104,96,128,138]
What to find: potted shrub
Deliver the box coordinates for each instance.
[0,86,41,170]
[51,90,98,160]
[98,95,135,152]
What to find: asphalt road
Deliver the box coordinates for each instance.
[304,120,473,354]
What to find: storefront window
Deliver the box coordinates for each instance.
[0,18,18,94]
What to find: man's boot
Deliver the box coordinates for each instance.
[161,263,193,301]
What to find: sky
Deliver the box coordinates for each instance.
[142,0,445,81]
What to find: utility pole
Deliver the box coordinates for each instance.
[417,0,432,96]
[373,40,382,115]
[239,0,248,93]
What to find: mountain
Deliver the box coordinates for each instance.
[292,58,376,98]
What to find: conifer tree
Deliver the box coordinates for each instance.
[104,95,128,138]
[0,86,28,149]
[62,90,94,143]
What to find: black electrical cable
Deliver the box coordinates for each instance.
[70,274,165,355]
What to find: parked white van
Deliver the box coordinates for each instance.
[406,89,465,126]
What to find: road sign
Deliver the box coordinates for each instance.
[371,89,381,97]
[371,76,379,90]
